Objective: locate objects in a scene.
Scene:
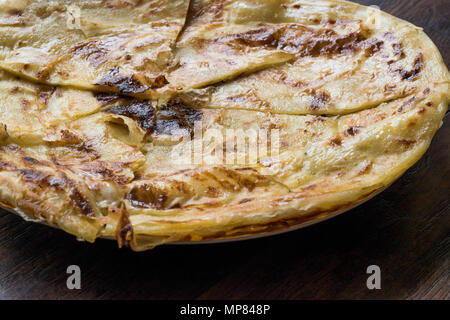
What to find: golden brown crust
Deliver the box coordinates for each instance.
[0,0,448,250]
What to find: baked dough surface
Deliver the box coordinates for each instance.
[0,0,448,250]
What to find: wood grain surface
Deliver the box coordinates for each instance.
[0,0,448,300]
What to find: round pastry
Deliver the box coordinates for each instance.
[0,0,448,250]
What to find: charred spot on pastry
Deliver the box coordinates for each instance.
[36,66,52,80]
[300,31,366,57]
[344,126,363,136]
[9,86,20,94]
[57,173,95,217]
[94,92,123,106]
[127,184,168,210]
[115,207,133,249]
[238,198,253,204]
[73,141,98,157]
[396,138,416,148]
[106,98,202,137]
[22,156,40,164]
[45,130,99,158]
[17,169,46,185]
[80,162,123,183]
[59,130,83,144]
[107,100,155,133]
[96,68,149,94]
[69,188,95,217]
[17,169,95,216]
[150,75,169,89]
[192,0,225,20]
[20,98,31,111]
[310,90,330,110]
[392,42,405,58]
[155,98,203,137]
[417,107,426,114]
[358,161,373,175]
[382,31,396,40]
[71,40,112,67]
[37,86,56,105]
[329,137,343,147]
[397,96,416,112]
[213,24,368,57]
[397,53,424,81]
[302,184,317,191]
[363,38,384,57]
[0,161,12,170]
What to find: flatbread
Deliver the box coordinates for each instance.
[0,0,448,250]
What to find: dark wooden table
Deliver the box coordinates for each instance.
[0,0,448,300]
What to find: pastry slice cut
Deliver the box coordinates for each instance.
[0,0,190,98]
[177,1,449,115]
[167,0,393,93]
